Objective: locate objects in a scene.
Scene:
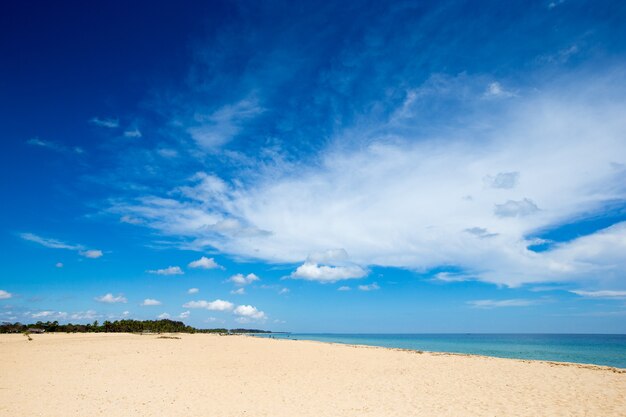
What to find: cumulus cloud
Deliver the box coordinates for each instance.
[337,286,351,291]
[467,299,535,308]
[95,293,127,304]
[158,313,171,319]
[358,283,380,291]
[183,299,234,311]
[228,273,259,286]
[187,288,199,294]
[233,304,267,321]
[188,256,221,269]
[291,262,367,283]
[0,290,13,299]
[141,298,162,306]
[178,311,191,319]
[231,288,245,295]
[147,266,184,275]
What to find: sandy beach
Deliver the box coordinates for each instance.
[1,333,624,416]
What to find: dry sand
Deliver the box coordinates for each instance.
[1,333,625,416]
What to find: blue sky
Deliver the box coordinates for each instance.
[2,0,626,332]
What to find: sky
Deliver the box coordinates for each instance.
[1,0,626,333]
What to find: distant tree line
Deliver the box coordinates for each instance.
[0,319,272,334]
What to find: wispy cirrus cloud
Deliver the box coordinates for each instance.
[358,283,380,291]
[467,299,536,309]
[90,117,119,128]
[19,233,103,258]
[26,138,84,154]
[570,290,626,299]
[111,71,626,289]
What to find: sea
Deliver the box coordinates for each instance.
[254,333,626,368]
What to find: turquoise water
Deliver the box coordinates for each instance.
[255,333,626,368]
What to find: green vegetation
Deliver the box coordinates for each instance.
[0,319,272,334]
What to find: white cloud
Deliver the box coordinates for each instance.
[187,288,199,294]
[157,148,179,158]
[26,138,84,154]
[358,283,380,291]
[123,128,142,138]
[32,311,68,319]
[158,313,171,319]
[95,293,127,304]
[467,299,535,309]
[484,82,516,98]
[570,290,626,299]
[278,288,290,295]
[228,273,259,286]
[183,299,234,311]
[205,317,223,323]
[0,290,13,299]
[20,233,103,259]
[141,298,162,306]
[111,73,626,288]
[80,249,103,259]
[178,311,191,319]
[20,233,81,250]
[55,262,63,268]
[464,227,498,239]
[187,97,263,149]
[90,117,119,128]
[188,256,221,269]
[231,288,245,295]
[337,286,351,291]
[484,172,519,189]
[70,310,98,320]
[147,266,184,275]
[120,215,143,225]
[494,198,539,218]
[291,262,367,283]
[233,304,267,321]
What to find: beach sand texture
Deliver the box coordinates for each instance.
[1,333,624,416]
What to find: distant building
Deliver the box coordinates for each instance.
[28,328,45,334]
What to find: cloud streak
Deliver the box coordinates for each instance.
[20,233,103,259]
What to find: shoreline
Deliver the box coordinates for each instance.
[2,333,625,416]
[252,335,626,373]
